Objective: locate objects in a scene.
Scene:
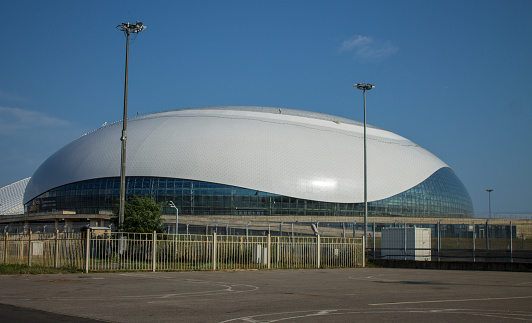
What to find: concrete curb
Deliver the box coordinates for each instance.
[372,259,532,272]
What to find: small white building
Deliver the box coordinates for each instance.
[381,227,431,261]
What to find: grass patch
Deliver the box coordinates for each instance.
[364,258,382,268]
[0,264,81,275]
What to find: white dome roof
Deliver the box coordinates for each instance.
[24,106,447,204]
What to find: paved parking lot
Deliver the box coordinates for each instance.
[0,268,531,322]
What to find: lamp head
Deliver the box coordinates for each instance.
[354,83,375,91]
[116,21,147,34]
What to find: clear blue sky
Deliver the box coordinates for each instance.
[1,0,531,215]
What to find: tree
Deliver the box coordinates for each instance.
[111,195,164,233]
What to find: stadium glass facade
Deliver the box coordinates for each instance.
[26,167,473,218]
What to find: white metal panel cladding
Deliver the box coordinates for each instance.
[1,177,30,215]
[24,106,448,204]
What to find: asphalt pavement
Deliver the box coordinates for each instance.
[0,268,531,322]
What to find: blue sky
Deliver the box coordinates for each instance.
[1,0,531,215]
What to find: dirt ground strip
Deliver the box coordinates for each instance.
[0,268,531,322]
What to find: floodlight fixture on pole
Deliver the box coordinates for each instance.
[168,201,179,234]
[354,83,375,245]
[486,189,493,219]
[116,21,147,228]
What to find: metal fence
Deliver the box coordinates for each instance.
[1,231,365,272]
[368,222,532,263]
[0,232,85,268]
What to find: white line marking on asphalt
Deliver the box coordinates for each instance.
[348,273,400,281]
[469,312,532,321]
[218,308,532,322]
[2,273,259,302]
[370,295,532,306]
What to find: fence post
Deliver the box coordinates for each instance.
[316,234,321,269]
[54,230,59,268]
[212,232,217,271]
[404,223,407,261]
[362,235,366,267]
[27,231,32,267]
[437,221,441,262]
[472,224,476,262]
[267,234,271,269]
[486,219,489,250]
[85,228,90,273]
[510,220,513,263]
[3,233,7,265]
[276,236,280,263]
[342,223,345,238]
[373,223,376,259]
[152,231,157,272]
[291,223,294,239]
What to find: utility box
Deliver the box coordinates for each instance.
[381,228,431,261]
[253,244,268,264]
[32,241,44,256]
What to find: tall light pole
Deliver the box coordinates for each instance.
[116,21,146,228]
[486,189,493,219]
[354,83,375,244]
[168,201,179,234]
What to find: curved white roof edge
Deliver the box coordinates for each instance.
[24,106,448,204]
[1,177,30,215]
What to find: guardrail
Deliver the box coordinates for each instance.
[0,231,365,272]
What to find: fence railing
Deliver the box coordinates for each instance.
[371,245,532,263]
[1,231,365,272]
[1,232,85,268]
[368,225,532,263]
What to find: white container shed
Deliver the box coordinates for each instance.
[381,227,431,261]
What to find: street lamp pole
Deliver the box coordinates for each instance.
[116,21,146,228]
[354,83,375,244]
[168,201,179,234]
[486,189,493,219]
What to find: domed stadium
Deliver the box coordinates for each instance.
[23,106,473,218]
